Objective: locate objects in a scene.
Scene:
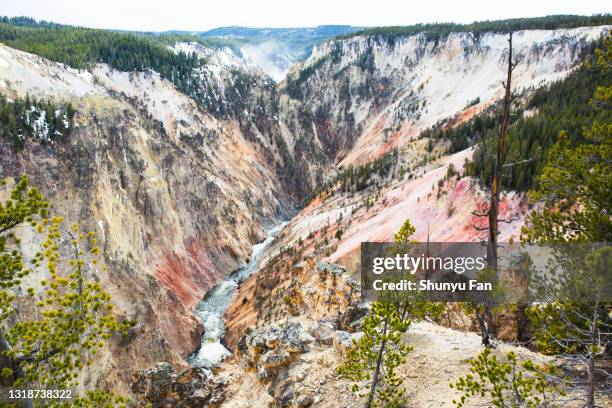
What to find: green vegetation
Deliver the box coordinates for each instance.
[464,96,480,109]
[1,15,245,53]
[521,32,611,242]
[337,221,416,408]
[520,33,612,408]
[424,37,610,191]
[0,17,227,113]
[393,218,416,245]
[0,16,66,29]
[337,301,413,408]
[0,93,74,149]
[334,229,343,240]
[0,176,132,406]
[338,219,445,407]
[450,348,564,408]
[338,15,612,44]
[304,148,399,205]
[423,110,502,158]
[520,31,611,242]
[335,149,398,193]
[0,20,196,71]
[341,150,399,191]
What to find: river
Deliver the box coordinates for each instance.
[189,222,286,370]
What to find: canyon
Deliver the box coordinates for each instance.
[0,22,609,405]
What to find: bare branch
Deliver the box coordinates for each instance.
[0,221,21,235]
[498,216,520,224]
[472,210,490,217]
[502,148,542,168]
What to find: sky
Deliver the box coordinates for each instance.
[2,0,610,32]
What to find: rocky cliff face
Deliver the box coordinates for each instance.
[0,43,293,391]
[264,25,609,267]
[224,256,357,350]
[0,23,609,401]
[277,26,609,177]
[215,257,566,408]
[221,257,364,407]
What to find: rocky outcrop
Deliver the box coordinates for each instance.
[224,257,356,350]
[131,362,226,407]
[217,255,570,407]
[217,257,363,407]
[238,323,314,381]
[233,316,364,407]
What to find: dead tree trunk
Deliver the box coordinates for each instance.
[475,307,491,347]
[472,32,516,348]
[488,32,515,271]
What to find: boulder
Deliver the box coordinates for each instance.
[277,384,294,407]
[281,322,315,353]
[333,330,364,354]
[131,362,226,408]
[296,394,312,407]
[243,322,314,363]
[308,320,336,345]
[240,322,316,386]
[261,349,292,369]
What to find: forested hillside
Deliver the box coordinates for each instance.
[436,37,611,191]
[302,35,610,203]
[0,18,198,70]
[340,14,612,42]
[0,18,230,113]
[0,94,74,148]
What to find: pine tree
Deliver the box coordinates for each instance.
[393,219,416,245]
[449,348,565,407]
[7,111,19,148]
[337,301,413,408]
[338,219,446,407]
[0,176,131,406]
[521,32,612,408]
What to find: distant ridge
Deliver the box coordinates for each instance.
[197,25,360,39]
[337,14,612,41]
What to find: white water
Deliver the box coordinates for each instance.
[189,222,286,370]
